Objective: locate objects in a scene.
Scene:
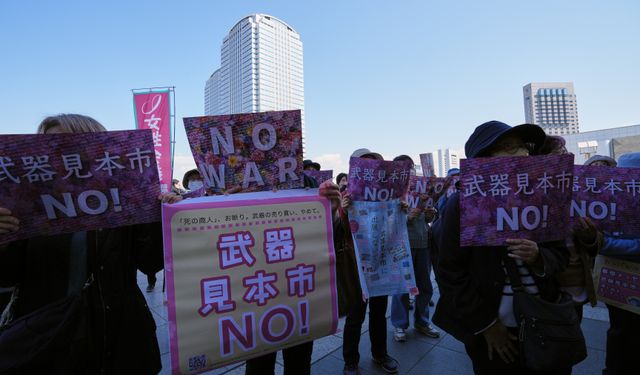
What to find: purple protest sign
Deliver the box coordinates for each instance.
[0,130,161,245]
[405,176,447,209]
[460,154,574,247]
[184,110,303,193]
[570,165,640,235]
[347,157,412,202]
[303,169,333,184]
[419,153,435,177]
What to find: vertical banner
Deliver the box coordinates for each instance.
[594,255,640,315]
[460,154,574,246]
[570,165,640,236]
[134,89,173,192]
[162,190,337,374]
[184,110,303,193]
[419,153,435,177]
[0,130,161,244]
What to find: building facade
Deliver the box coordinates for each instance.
[204,13,304,124]
[523,82,579,135]
[429,148,464,177]
[562,124,640,164]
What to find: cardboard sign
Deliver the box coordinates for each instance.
[347,157,412,202]
[594,255,640,315]
[162,190,338,373]
[348,200,417,298]
[0,130,161,244]
[405,176,448,209]
[459,154,574,246]
[571,165,640,236]
[419,153,435,177]
[184,110,303,193]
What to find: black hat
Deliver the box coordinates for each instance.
[303,159,321,170]
[464,120,546,158]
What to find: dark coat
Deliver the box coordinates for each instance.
[432,192,569,344]
[0,222,163,375]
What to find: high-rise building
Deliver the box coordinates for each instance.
[204,68,221,115]
[523,82,579,135]
[204,14,304,126]
[432,148,464,177]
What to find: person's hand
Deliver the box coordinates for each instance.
[424,207,437,221]
[341,194,352,210]
[505,238,539,264]
[0,207,19,234]
[482,321,518,363]
[319,181,341,212]
[224,186,242,195]
[573,217,598,244]
[408,207,422,221]
[400,201,409,213]
[158,193,183,204]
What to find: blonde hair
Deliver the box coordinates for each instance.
[37,114,106,134]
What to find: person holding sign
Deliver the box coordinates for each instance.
[433,121,571,374]
[0,114,176,375]
[573,152,640,375]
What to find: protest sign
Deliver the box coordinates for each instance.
[0,130,161,245]
[184,110,303,193]
[405,175,447,209]
[594,255,640,316]
[134,90,173,193]
[460,154,574,246]
[570,165,640,236]
[419,153,435,177]
[347,157,412,201]
[348,200,417,298]
[303,169,333,184]
[162,189,338,374]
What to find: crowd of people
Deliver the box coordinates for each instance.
[0,114,639,375]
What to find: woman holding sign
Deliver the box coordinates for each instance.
[0,114,173,375]
[432,121,572,374]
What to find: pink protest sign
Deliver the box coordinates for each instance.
[162,190,338,373]
[594,255,640,315]
[134,91,173,193]
[405,176,447,209]
[419,153,435,177]
[0,130,161,245]
[184,110,303,193]
[303,169,333,184]
[570,165,640,236]
[347,157,412,201]
[459,154,574,246]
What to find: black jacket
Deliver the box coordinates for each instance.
[432,192,569,344]
[0,222,163,375]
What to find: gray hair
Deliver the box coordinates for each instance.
[37,114,106,134]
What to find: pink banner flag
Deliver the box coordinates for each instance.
[134,90,173,193]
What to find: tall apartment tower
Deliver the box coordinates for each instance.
[433,148,464,177]
[204,14,304,126]
[523,82,579,135]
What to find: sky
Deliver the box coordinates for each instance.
[1,0,639,180]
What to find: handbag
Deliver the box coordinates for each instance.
[0,277,92,373]
[503,255,587,371]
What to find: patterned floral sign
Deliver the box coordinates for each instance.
[347,157,412,202]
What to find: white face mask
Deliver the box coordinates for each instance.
[188,180,204,191]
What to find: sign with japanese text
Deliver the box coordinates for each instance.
[0,130,161,245]
[419,153,435,177]
[303,169,333,184]
[460,154,574,246]
[348,200,417,298]
[570,165,640,236]
[184,110,303,194]
[134,90,173,193]
[594,255,640,316]
[405,176,447,209]
[347,157,412,202]
[162,189,338,374]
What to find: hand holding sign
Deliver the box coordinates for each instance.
[0,207,19,234]
[505,238,540,264]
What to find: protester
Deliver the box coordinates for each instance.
[336,172,348,192]
[171,178,187,195]
[584,155,617,167]
[335,148,400,375]
[433,120,571,374]
[0,114,179,375]
[573,152,640,375]
[182,169,203,191]
[390,155,439,343]
[303,159,321,171]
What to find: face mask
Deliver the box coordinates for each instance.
[188,180,204,191]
